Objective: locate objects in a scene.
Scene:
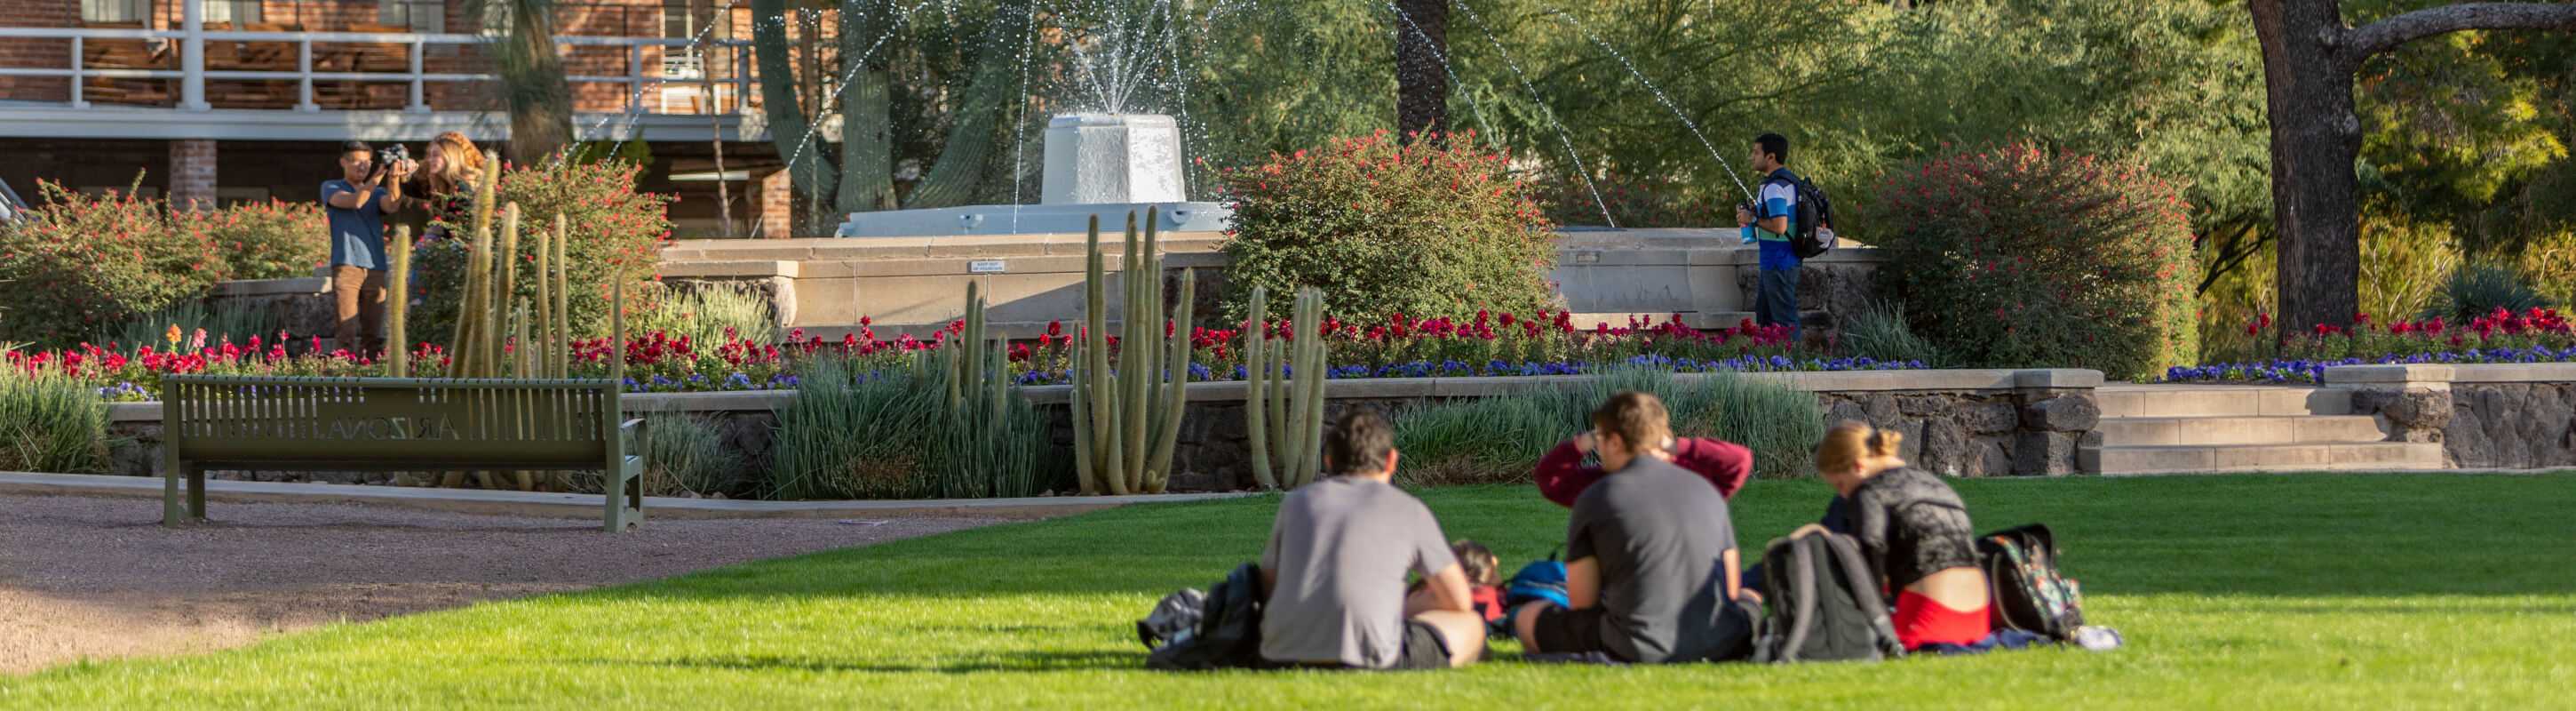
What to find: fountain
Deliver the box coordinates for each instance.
[833,113,1234,237]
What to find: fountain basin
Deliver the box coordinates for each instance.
[837,113,1232,237]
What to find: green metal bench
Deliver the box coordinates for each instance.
[160,375,647,532]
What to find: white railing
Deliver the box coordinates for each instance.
[0,25,751,115]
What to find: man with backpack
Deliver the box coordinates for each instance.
[1737,132,1828,340]
[1258,410,1487,669]
[1512,392,1746,664]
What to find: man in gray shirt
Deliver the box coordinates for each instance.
[1512,391,1742,663]
[1260,410,1487,669]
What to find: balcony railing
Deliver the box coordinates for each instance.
[0,23,751,116]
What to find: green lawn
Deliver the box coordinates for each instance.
[7,474,2575,709]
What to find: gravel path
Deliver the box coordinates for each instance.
[0,492,1010,675]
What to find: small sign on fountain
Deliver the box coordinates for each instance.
[835,114,1235,237]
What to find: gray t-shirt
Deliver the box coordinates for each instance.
[1567,456,1738,663]
[1259,476,1457,668]
[322,180,389,270]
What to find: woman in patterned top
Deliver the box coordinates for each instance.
[415,132,486,239]
[1801,420,1992,650]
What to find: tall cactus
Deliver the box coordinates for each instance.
[1070,209,1194,495]
[386,224,411,377]
[1244,286,1330,489]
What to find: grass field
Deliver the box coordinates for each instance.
[6,474,2574,709]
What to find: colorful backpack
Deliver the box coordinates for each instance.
[1976,523,2086,642]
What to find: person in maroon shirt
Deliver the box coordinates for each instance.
[1534,429,1753,507]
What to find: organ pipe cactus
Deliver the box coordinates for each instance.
[386,224,410,377]
[1244,286,1330,489]
[1071,210,1194,495]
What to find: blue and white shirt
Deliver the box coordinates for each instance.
[1739,168,1801,271]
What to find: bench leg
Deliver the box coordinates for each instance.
[187,466,207,521]
[605,458,645,533]
[164,464,205,526]
[162,462,185,526]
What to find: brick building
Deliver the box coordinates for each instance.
[0,0,810,236]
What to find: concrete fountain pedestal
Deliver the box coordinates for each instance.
[834,113,1234,237]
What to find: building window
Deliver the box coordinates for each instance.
[203,0,261,25]
[379,0,444,33]
[80,0,147,24]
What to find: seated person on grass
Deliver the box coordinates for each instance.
[1260,410,1488,670]
[1534,422,1752,507]
[1806,421,1992,651]
[1513,391,1742,664]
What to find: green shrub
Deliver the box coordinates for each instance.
[0,370,109,474]
[0,180,227,348]
[2423,262,2555,322]
[1867,143,2198,379]
[767,358,1056,499]
[98,300,280,351]
[1217,131,1560,325]
[1394,368,1826,486]
[415,159,674,344]
[179,199,327,281]
[1839,299,1944,366]
[641,413,745,497]
[633,281,779,348]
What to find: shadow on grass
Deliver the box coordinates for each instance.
[585,649,1137,675]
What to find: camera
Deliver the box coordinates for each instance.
[374,144,409,170]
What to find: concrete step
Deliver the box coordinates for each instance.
[2082,442,2445,475]
[2093,415,2389,447]
[2095,385,2351,419]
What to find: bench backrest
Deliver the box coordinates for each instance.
[163,375,624,468]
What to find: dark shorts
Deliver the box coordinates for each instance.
[1527,605,1621,659]
[1391,619,1456,670]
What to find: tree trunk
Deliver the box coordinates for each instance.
[498,0,573,164]
[1394,0,1449,144]
[2248,0,2576,341]
[751,0,835,234]
[836,3,898,213]
[2249,0,2363,339]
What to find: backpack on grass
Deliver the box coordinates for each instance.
[1751,530,1905,663]
[1142,563,1266,670]
[1976,523,2086,642]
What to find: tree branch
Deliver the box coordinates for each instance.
[2345,3,2576,62]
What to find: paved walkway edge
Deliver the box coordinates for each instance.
[0,472,1258,521]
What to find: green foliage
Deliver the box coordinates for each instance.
[768,357,1054,500]
[2424,262,2556,322]
[0,369,109,474]
[0,180,226,348]
[1395,367,1825,485]
[415,160,672,343]
[1838,299,1944,366]
[632,282,781,349]
[178,199,328,281]
[99,300,280,352]
[640,413,744,498]
[1870,143,2198,379]
[1217,132,1557,326]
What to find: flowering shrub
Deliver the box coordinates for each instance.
[1868,143,2198,380]
[2168,308,2576,383]
[1218,130,1559,325]
[413,159,674,345]
[0,180,227,348]
[178,199,327,280]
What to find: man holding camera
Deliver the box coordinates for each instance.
[322,140,415,356]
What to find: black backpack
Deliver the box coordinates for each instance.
[1751,530,1905,663]
[1976,523,2086,642]
[1144,563,1267,670]
[1766,172,1836,260]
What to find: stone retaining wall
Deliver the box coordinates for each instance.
[2326,363,2576,469]
[99,369,2103,494]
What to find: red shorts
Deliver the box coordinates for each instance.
[1893,590,1990,650]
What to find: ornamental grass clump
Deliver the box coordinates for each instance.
[640,412,745,498]
[1218,130,1559,326]
[0,369,109,475]
[1866,143,2197,380]
[1394,367,1825,485]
